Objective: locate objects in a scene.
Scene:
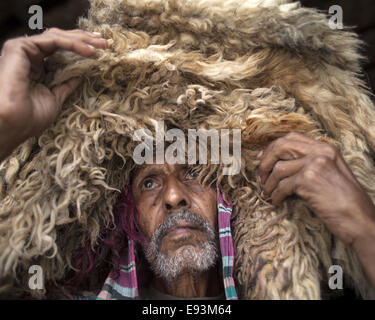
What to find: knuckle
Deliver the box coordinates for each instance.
[321,144,338,160]
[2,38,20,50]
[45,27,60,34]
[276,180,285,192]
[274,160,283,171]
[312,155,331,168]
[313,155,330,166]
[273,161,284,176]
[72,28,86,33]
[272,161,280,174]
[273,137,286,150]
[301,168,318,182]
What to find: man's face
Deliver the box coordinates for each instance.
[131,164,218,280]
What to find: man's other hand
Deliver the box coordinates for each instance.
[257,132,375,288]
[257,132,375,248]
[0,28,107,162]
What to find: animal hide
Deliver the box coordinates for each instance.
[1,0,375,299]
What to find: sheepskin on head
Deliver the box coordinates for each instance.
[1,0,375,299]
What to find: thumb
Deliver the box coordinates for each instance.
[52,77,82,108]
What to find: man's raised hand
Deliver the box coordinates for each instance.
[0,28,107,161]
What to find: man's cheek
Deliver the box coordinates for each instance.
[136,215,153,241]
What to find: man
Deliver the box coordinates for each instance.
[129,163,224,299]
[1,0,375,299]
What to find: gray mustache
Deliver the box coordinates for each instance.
[152,210,216,246]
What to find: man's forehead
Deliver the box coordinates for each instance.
[133,163,187,179]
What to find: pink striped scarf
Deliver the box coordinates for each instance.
[97,189,238,300]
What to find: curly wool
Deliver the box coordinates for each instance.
[1,0,375,299]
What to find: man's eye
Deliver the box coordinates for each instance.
[142,179,157,190]
[185,170,199,180]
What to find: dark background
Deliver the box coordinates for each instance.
[0,0,374,92]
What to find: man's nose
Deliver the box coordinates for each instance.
[163,176,191,212]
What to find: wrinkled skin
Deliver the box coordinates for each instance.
[131,164,222,298]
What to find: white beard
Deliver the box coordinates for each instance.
[144,210,219,282]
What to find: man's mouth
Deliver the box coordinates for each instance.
[163,221,202,238]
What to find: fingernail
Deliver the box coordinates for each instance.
[88,44,96,50]
[260,191,264,198]
[257,150,263,159]
[92,32,102,36]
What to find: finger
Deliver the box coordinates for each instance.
[29,33,100,57]
[263,157,305,197]
[52,77,82,109]
[46,28,107,50]
[257,132,314,159]
[65,29,104,38]
[1,35,98,84]
[258,139,315,184]
[270,175,297,206]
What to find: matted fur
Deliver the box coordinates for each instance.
[1,0,375,299]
